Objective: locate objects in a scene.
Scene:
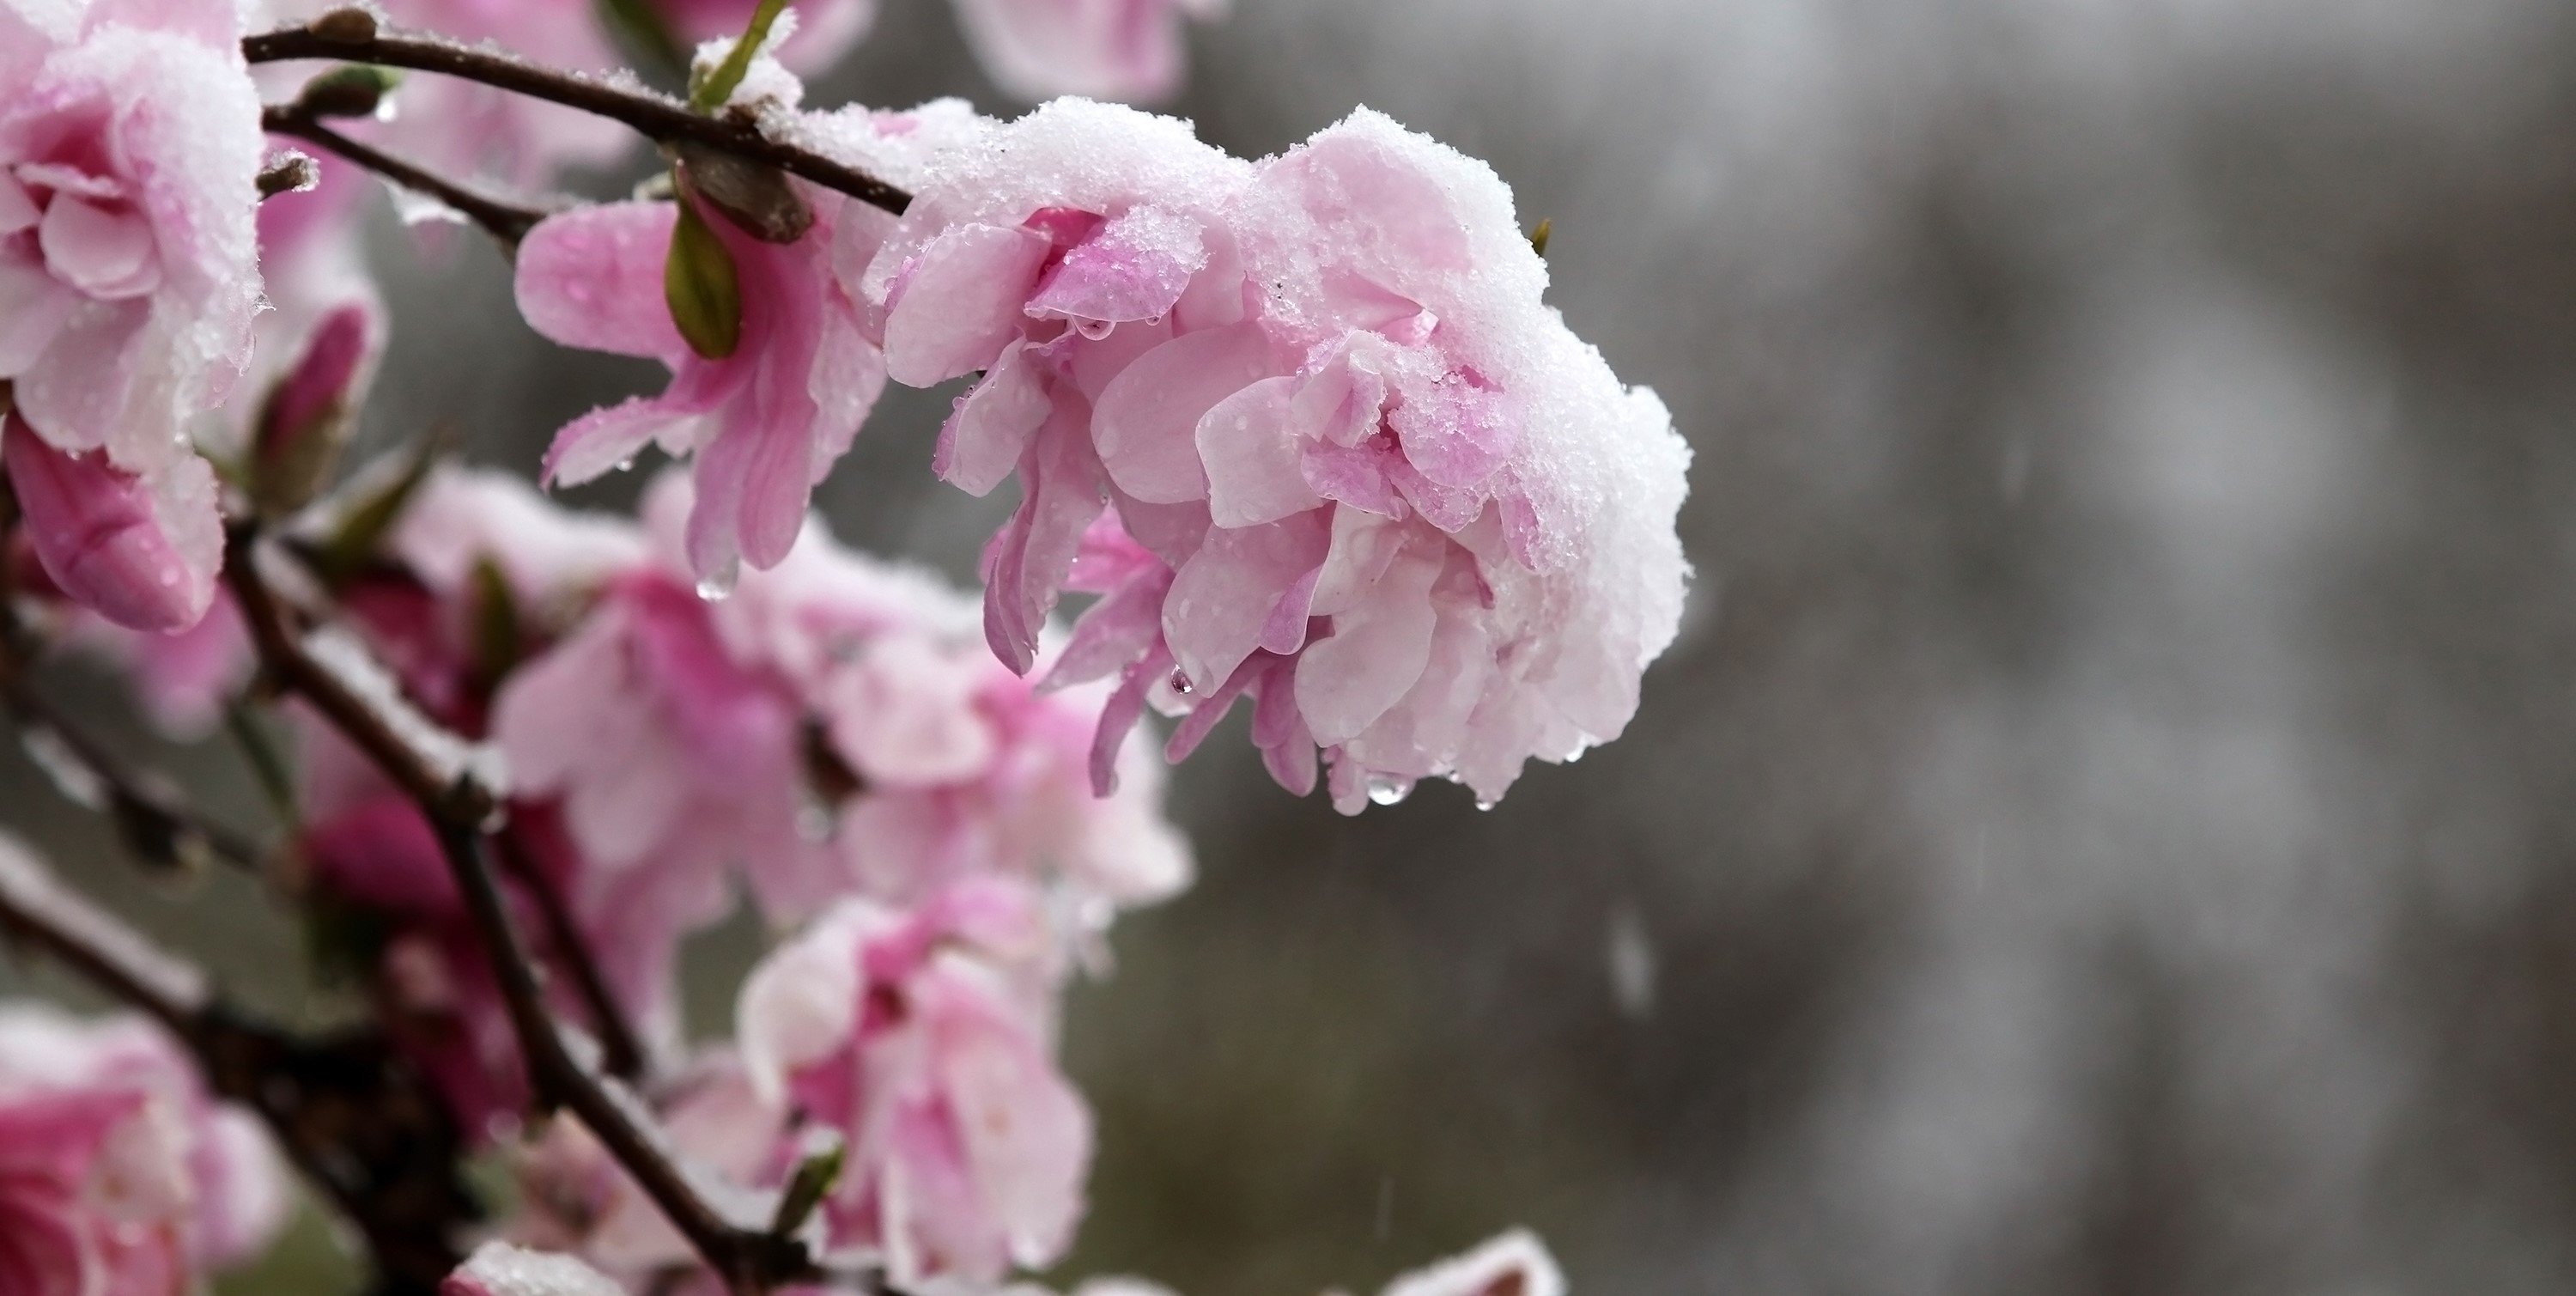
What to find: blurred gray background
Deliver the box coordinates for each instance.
[15,0,2576,1292]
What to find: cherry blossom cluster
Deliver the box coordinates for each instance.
[0,0,1687,1292]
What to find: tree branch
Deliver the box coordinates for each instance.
[243,16,914,216]
[264,107,551,246]
[1,682,268,876]
[495,829,649,1083]
[223,526,854,1296]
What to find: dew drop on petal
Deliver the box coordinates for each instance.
[696,561,741,602]
[1168,668,1193,695]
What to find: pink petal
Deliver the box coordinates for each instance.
[1294,545,1443,746]
[37,196,158,300]
[938,338,1050,496]
[1042,563,1171,691]
[0,255,81,376]
[1092,323,1278,505]
[825,639,1000,788]
[1389,375,1514,490]
[0,173,37,234]
[883,222,1051,387]
[15,297,153,460]
[542,397,694,488]
[984,405,1109,674]
[513,203,690,363]
[1090,643,1171,796]
[1161,511,1328,691]
[1196,374,1321,527]
[1024,206,1206,327]
[3,421,221,633]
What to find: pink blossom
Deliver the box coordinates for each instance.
[864,104,1691,812]
[624,472,1193,927]
[3,413,223,633]
[738,883,1090,1283]
[949,0,1226,104]
[1,0,264,465]
[443,1242,628,1296]
[0,0,264,633]
[0,1002,290,1293]
[517,187,883,587]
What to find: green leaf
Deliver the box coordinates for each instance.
[665,191,744,360]
[769,1131,847,1237]
[594,0,688,73]
[466,557,524,691]
[689,0,792,113]
[1529,217,1553,259]
[311,432,442,588]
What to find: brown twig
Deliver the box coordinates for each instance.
[0,836,476,1296]
[0,680,267,875]
[264,107,551,246]
[243,18,913,216]
[224,525,848,1296]
[494,830,648,1082]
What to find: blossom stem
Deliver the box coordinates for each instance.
[242,18,914,216]
[223,523,858,1296]
[263,106,551,246]
[492,830,650,1082]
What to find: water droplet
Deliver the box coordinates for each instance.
[614,456,636,473]
[1168,668,1194,695]
[1474,795,1499,812]
[696,561,740,601]
[1364,775,1414,806]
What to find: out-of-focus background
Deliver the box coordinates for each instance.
[15,0,2576,1292]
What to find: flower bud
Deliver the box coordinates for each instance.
[251,303,380,518]
[2,418,222,635]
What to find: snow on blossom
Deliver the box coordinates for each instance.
[1,0,266,632]
[861,101,1691,812]
[949,0,1226,104]
[1381,1231,1566,1296]
[444,1241,628,1296]
[0,1002,290,1293]
[738,884,1091,1283]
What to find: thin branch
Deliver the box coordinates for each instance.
[1,683,268,875]
[495,829,648,1082]
[243,18,914,216]
[0,837,209,1032]
[264,107,551,246]
[223,525,848,1296]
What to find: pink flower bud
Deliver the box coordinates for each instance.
[250,301,380,514]
[3,416,222,634]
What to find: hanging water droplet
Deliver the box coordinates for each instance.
[1474,795,1499,812]
[1364,775,1414,806]
[614,456,637,473]
[1168,668,1194,695]
[696,560,740,601]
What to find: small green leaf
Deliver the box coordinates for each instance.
[312,432,442,588]
[689,0,792,113]
[594,0,688,73]
[466,557,523,691]
[665,191,744,360]
[770,1131,847,1237]
[295,64,403,119]
[1529,217,1553,259]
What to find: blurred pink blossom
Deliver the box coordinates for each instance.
[0,1003,289,1293]
[738,883,1090,1283]
[949,0,1225,104]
